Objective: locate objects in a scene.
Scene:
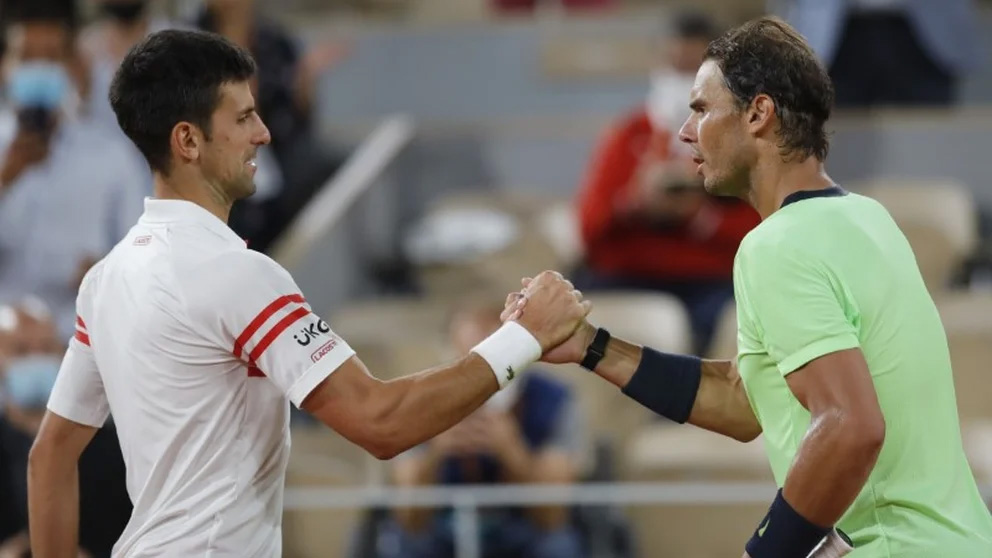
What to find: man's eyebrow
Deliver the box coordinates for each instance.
[238,106,256,117]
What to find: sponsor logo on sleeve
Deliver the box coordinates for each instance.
[293,319,331,347]
[310,337,340,363]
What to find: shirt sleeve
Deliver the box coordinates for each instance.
[46,315,110,427]
[736,238,861,376]
[190,250,356,408]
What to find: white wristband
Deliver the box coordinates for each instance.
[471,321,542,389]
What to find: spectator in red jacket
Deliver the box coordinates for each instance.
[573,11,760,353]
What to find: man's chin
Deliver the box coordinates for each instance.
[231,180,257,201]
[703,176,739,199]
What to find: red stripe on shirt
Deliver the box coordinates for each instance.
[248,307,311,364]
[75,330,90,346]
[247,365,266,377]
[76,316,87,331]
[233,294,305,359]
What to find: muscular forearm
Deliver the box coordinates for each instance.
[691,360,762,442]
[592,337,760,441]
[358,354,500,460]
[782,410,884,526]
[28,451,80,558]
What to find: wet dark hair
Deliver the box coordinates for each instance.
[110,29,257,174]
[704,16,834,161]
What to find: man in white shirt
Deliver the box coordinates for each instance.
[26,29,590,558]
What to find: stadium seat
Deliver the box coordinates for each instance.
[285,425,374,557]
[584,291,693,353]
[539,33,653,81]
[534,291,694,476]
[406,191,564,299]
[859,179,979,291]
[536,200,584,270]
[934,291,992,422]
[705,300,738,360]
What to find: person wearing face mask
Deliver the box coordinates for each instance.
[0,302,69,558]
[369,299,590,558]
[0,0,148,342]
[573,11,761,355]
[0,301,131,558]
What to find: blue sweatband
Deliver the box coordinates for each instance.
[746,489,831,558]
[619,347,701,424]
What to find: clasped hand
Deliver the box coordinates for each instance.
[500,271,597,365]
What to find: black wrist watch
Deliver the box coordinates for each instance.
[580,328,611,371]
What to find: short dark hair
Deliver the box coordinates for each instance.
[704,16,834,161]
[3,0,78,38]
[109,30,256,174]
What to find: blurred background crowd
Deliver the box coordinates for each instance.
[0,0,990,557]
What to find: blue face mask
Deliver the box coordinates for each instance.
[3,354,61,409]
[7,62,70,110]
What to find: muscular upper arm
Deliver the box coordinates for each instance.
[30,412,99,465]
[785,348,884,433]
[301,355,392,455]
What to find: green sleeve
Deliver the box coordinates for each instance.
[737,239,861,376]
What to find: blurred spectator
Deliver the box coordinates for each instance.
[195,0,348,252]
[0,0,147,340]
[772,0,982,107]
[0,300,131,558]
[374,300,586,558]
[79,0,183,128]
[573,11,760,354]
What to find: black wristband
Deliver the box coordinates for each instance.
[580,327,610,371]
[619,347,701,423]
[745,489,831,558]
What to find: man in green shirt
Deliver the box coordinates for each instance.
[505,15,992,558]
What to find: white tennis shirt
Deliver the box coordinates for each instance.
[47,198,355,557]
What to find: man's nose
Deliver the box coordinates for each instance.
[255,117,272,146]
[678,117,694,145]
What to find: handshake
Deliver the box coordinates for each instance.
[496,270,598,367]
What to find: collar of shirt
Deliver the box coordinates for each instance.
[140,198,245,247]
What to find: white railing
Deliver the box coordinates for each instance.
[271,115,415,270]
[283,481,992,558]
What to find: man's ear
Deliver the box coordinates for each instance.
[746,93,776,135]
[170,122,203,165]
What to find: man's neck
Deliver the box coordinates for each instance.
[153,174,232,224]
[747,156,835,220]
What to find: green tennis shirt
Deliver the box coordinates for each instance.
[733,187,992,557]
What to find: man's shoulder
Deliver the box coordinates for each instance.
[735,216,827,286]
[78,257,110,297]
[738,218,804,260]
[190,247,289,286]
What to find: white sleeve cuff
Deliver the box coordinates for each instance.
[287,340,356,408]
[46,399,110,428]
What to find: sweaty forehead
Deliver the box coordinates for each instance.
[691,60,731,102]
[215,81,254,112]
